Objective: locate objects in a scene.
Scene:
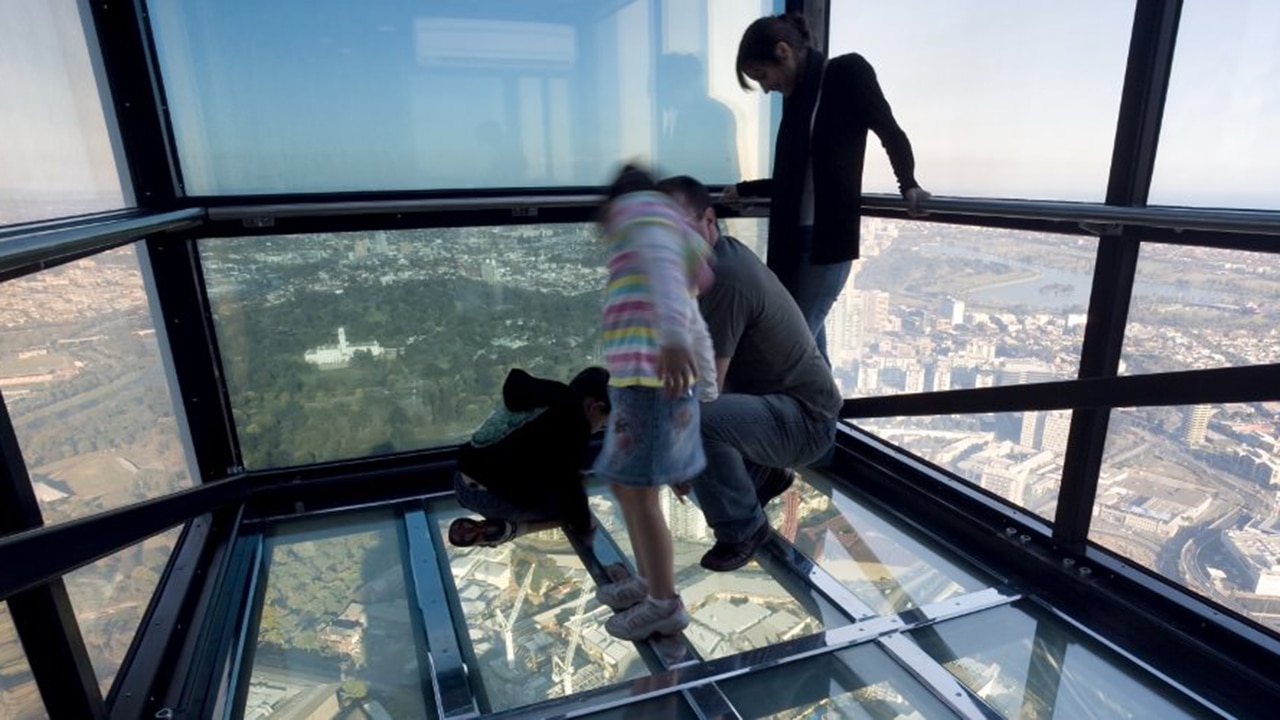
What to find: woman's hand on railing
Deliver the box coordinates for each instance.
[905,187,932,218]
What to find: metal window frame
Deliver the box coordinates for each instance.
[1056,0,1185,546]
[0,394,105,718]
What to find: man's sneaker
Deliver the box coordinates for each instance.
[596,575,649,611]
[605,596,690,641]
[700,522,772,572]
[756,467,796,507]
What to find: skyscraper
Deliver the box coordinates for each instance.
[1182,405,1213,445]
[1020,411,1042,448]
[945,297,965,326]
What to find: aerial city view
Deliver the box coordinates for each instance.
[2,214,1278,716]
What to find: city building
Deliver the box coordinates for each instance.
[944,297,965,326]
[1183,404,1214,446]
[303,327,386,368]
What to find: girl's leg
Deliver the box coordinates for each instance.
[613,484,675,599]
[613,483,650,580]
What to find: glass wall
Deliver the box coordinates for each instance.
[861,411,1069,521]
[202,224,605,467]
[0,244,193,522]
[829,219,1094,399]
[0,605,44,720]
[147,0,780,195]
[829,0,1133,201]
[1149,0,1280,210]
[0,0,127,226]
[1121,244,1280,375]
[64,527,183,694]
[1095,402,1280,634]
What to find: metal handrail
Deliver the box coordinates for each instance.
[204,191,1280,236]
[3,194,1278,283]
[0,208,204,280]
[864,194,1280,236]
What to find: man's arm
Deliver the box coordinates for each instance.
[715,357,731,392]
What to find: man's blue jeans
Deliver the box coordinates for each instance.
[788,227,852,362]
[691,393,836,543]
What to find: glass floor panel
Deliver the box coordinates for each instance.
[590,488,843,660]
[244,510,432,720]
[767,469,995,616]
[718,642,957,719]
[433,504,649,712]
[910,600,1209,719]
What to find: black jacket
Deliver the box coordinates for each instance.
[739,51,918,292]
[456,369,592,534]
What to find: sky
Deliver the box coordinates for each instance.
[831,0,1280,208]
[1,0,1277,219]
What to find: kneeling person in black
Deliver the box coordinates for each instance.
[449,367,611,547]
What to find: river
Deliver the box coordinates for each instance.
[915,243,1237,310]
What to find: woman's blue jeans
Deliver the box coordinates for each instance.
[788,227,852,362]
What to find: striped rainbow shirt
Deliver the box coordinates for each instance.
[600,191,712,388]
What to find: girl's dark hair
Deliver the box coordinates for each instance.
[605,163,656,202]
[735,13,812,90]
[570,366,611,411]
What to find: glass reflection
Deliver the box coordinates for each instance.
[246,512,429,719]
[0,245,194,524]
[434,505,648,712]
[146,0,781,195]
[0,604,44,720]
[912,602,1207,719]
[0,0,125,225]
[830,0,1131,201]
[719,643,955,719]
[65,526,182,694]
[772,471,993,614]
[591,488,838,660]
[1150,0,1280,210]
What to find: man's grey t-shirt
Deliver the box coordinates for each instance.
[699,235,843,419]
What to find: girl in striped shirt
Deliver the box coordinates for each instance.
[592,163,714,640]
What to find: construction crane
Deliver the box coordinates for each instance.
[551,588,591,696]
[493,563,535,669]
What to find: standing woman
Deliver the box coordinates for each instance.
[724,13,930,359]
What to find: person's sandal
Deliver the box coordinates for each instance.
[448,518,517,547]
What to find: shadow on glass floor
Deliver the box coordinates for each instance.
[241,508,432,720]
